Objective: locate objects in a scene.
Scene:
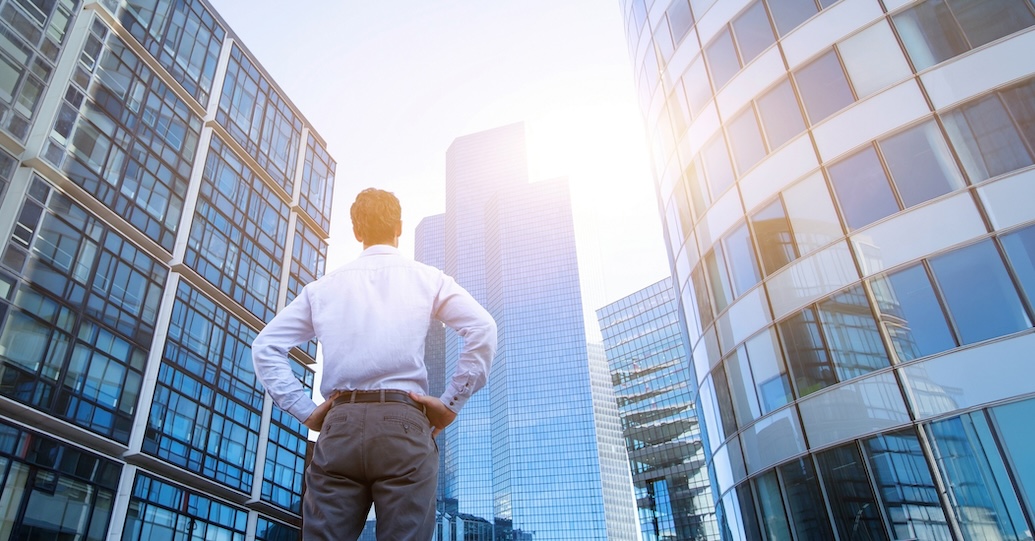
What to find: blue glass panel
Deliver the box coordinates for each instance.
[828,146,899,230]
[991,398,1035,520]
[816,443,888,541]
[928,240,1030,344]
[704,28,739,89]
[779,457,835,541]
[864,430,952,541]
[870,264,956,361]
[927,411,1030,540]
[754,470,792,541]
[1000,224,1035,311]
[794,49,854,124]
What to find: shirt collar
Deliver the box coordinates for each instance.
[360,244,400,257]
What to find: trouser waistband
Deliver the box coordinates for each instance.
[333,389,426,413]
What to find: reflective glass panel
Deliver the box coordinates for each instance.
[838,21,913,98]
[779,307,836,396]
[754,470,792,541]
[927,412,1030,540]
[928,240,1031,344]
[828,145,899,230]
[756,78,805,150]
[779,457,835,541]
[816,444,888,541]
[725,348,760,425]
[942,93,1034,182]
[705,246,733,313]
[947,0,1035,49]
[892,0,969,70]
[683,56,713,116]
[731,1,775,64]
[766,0,818,36]
[869,264,956,362]
[1001,224,1035,309]
[751,198,797,274]
[1001,77,1035,162]
[712,364,738,438]
[727,107,766,174]
[745,329,793,413]
[702,134,735,197]
[704,28,740,90]
[794,49,854,124]
[864,430,952,541]
[723,222,760,296]
[817,285,890,381]
[783,173,843,256]
[879,121,965,208]
[667,0,695,44]
[990,398,1035,519]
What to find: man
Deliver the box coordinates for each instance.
[252,188,496,540]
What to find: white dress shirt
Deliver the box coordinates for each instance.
[252,245,497,423]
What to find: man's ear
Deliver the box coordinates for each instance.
[395,222,403,238]
[354,227,363,244]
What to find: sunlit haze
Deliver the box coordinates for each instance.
[207,0,670,340]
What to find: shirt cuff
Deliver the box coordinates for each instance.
[287,397,319,425]
[440,380,474,413]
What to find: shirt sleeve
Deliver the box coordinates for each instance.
[434,274,498,413]
[252,288,319,423]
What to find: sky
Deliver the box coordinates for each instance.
[207,0,670,340]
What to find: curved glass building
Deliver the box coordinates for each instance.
[620,0,1035,539]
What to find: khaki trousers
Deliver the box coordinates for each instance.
[303,401,438,540]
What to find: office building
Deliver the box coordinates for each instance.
[0,0,334,538]
[597,279,718,540]
[621,0,1035,539]
[417,123,639,540]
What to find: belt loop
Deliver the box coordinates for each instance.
[379,389,385,403]
[349,390,357,404]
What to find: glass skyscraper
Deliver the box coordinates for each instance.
[597,279,718,541]
[621,0,1035,539]
[0,0,334,539]
[417,123,639,540]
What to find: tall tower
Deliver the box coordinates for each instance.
[0,1,334,539]
[598,279,719,541]
[432,124,638,540]
[621,0,1035,539]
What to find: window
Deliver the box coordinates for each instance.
[864,430,953,540]
[928,240,1031,344]
[990,399,1035,519]
[704,28,739,89]
[705,247,734,312]
[829,121,965,230]
[838,22,913,99]
[667,0,695,45]
[682,56,712,115]
[751,198,796,274]
[927,411,1030,540]
[893,0,1035,70]
[702,133,735,196]
[724,223,760,296]
[828,146,899,230]
[794,49,854,124]
[779,457,835,540]
[1000,224,1035,309]
[704,1,776,90]
[942,78,1035,183]
[779,286,890,397]
[756,78,806,150]
[766,0,819,36]
[727,107,766,174]
[816,444,887,541]
[299,133,336,233]
[870,264,956,362]
[753,471,792,541]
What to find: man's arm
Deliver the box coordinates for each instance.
[252,289,320,424]
[433,274,498,414]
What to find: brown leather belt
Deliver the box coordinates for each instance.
[333,390,425,413]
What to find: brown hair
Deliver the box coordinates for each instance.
[351,188,401,245]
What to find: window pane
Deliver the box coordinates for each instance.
[705,247,733,312]
[794,49,854,124]
[702,134,735,196]
[667,0,695,44]
[779,307,836,397]
[724,222,761,296]
[745,328,793,413]
[828,145,899,230]
[864,430,953,541]
[817,285,890,382]
[1000,224,1035,309]
[929,240,1031,344]
[784,173,843,255]
[892,0,968,70]
[757,78,805,150]
[704,28,740,89]
[839,21,913,98]
[991,398,1035,519]
[947,0,1035,49]
[870,264,956,362]
[732,1,775,64]
[927,412,1030,540]
[942,93,1034,183]
[879,121,965,208]
[752,198,797,274]
[766,0,818,36]
[683,56,713,116]
[1000,77,1035,155]
[725,347,761,425]
[727,107,767,174]
[754,471,793,541]
[779,457,835,541]
[816,444,888,541]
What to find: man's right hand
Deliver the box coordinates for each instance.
[409,392,457,438]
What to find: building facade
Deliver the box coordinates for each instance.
[597,279,718,541]
[0,0,335,539]
[417,123,639,540]
[620,0,1035,539]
